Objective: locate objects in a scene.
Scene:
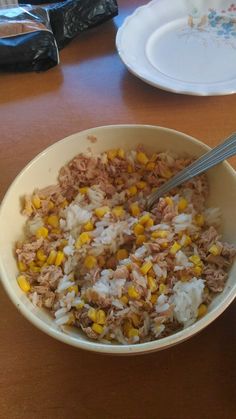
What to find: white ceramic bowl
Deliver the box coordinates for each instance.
[1,125,236,355]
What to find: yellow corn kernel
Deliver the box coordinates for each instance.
[150,293,158,304]
[180,275,189,282]
[127,328,139,338]
[123,320,133,335]
[37,260,45,267]
[47,250,57,265]
[48,201,54,210]
[147,276,157,292]
[195,214,205,227]
[197,304,207,318]
[127,164,134,173]
[29,261,39,272]
[17,275,31,292]
[170,242,181,255]
[135,260,142,267]
[32,194,41,209]
[159,283,167,294]
[80,232,91,245]
[75,237,82,249]
[139,213,151,225]
[107,149,118,160]
[84,255,97,269]
[47,214,59,228]
[117,148,125,159]
[146,219,154,228]
[67,313,75,326]
[125,263,132,272]
[29,261,35,269]
[75,239,81,249]
[133,223,145,236]
[59,239,68,250]
[128,185,137,197]
[96,309,106,325]
[136,235,146,246]
[31,264,41,273]
[68,285,79,294]
[165,197,173,206]
[120,295,128,305]
[137,181,147,190]
[160,242,168,249]
[94,206,110,218]
[151,230,168,239]
[60,199,68,208]
[55,251,64,266]
[83,221,94,231]
[130,313,140,327]
[116,177,124,186]
[208,244,221,256]
[35,226,48,239]
[130,202,140,217]
[88,307,97,322]
[146,161,155,171]
[116,248,129,261]
[182,235,192,247]
[194,266,202,276]
[128,286,140,299]
[140,260,153,275]
[51,228,61,235]
[178,198,188,212]
[92,323,104,334]
[24,196,34,216]
[79,187,88,195]
[36,249,47,262]
[160,167,172,179]
[112,206,125,218]
[18,260,27,272]
[148,268,155,277]
[189,255,202,266]
[136,151,149,165]
[76,301,85,310]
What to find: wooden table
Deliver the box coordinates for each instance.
[0,1,235,418]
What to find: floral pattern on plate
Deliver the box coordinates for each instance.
[182,3,236,47]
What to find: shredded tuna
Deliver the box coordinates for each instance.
[204,264,228,292]
[37,265,63,289]
[15,146,236,345]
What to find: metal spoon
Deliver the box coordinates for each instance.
[146,132,236,210]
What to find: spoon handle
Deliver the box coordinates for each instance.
[146,132,236,210]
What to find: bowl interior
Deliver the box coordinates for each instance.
[1,125,236,354]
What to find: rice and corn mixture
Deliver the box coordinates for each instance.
[15,146,236,344]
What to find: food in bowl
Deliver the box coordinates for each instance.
[15,145,236,344]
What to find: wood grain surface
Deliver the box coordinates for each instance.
[0,1,235,418]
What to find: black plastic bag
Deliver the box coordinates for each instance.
[18,0,118,49]
[0,5,59,72]
[45,0,118,49]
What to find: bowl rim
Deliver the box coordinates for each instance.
[1,124,236,354]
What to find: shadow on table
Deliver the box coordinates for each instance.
[119,69,217,110]
[60,20,118,65]
[0,67,64,105]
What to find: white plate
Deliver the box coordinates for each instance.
[116,0,236,95]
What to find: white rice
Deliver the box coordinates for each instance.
[171,278,205,326]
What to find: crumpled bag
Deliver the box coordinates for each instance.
[19,0,118,49]
[0,4,59,72]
